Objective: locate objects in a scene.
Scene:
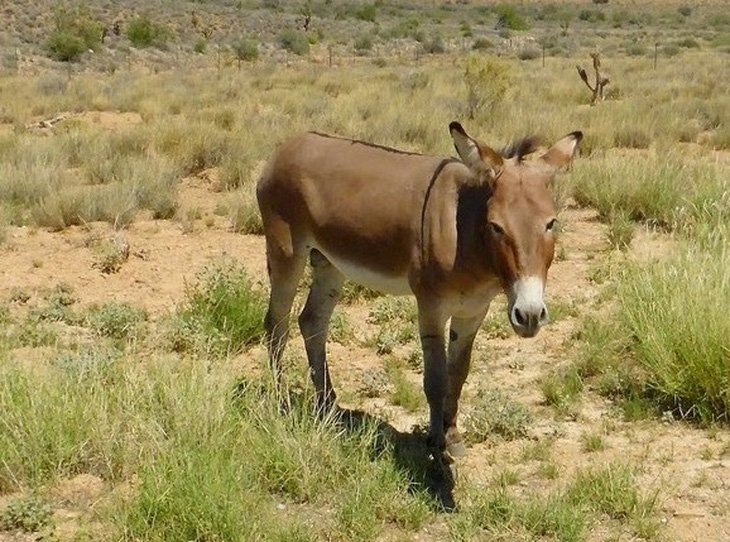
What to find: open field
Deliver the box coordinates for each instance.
[1,1,730,541]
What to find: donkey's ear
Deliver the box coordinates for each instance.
[449,121,503,175]
[539,131,583,170]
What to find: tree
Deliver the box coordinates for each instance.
[576,53,610,104]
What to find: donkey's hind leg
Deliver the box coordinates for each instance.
[299,249,345,409]
[263,226,307,386]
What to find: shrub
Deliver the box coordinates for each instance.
[355,4,377,22]
[579,9,606,23]
[233,39,259,63]
[126,15,169,48]
[278,29,310,55]
[677,37,699,48]
[46,32,86,62]
[463,54,513,119]
[85,302,148,343]
[422,36,446,54]
[518,47,540,60]
[495,5,530,31]
[194,38,207,54]
[465,387,532,441]
[472,37,493,50]
[678,6,692,17]
[46,6,103,62]
[625,42,647,56]
[0,495,53,532]
[171,259,266,356]
[354,34,374,55]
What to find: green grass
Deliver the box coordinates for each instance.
[450,462,658,541]
[167,258,267,357]
[614,236,730,421]
[541,367,584,413]
[581,432,607,452]
[571,153,729,232]
[385,357,425,413]
[0,354,434,540]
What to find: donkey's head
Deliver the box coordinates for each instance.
[449,122,582,338]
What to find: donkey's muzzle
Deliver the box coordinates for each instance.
[509,277,549,338]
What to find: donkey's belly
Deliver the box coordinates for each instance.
[316,247,412,296]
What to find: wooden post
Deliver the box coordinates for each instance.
[328,44,332,68]
[654,42,658,69]
[542,44,546,68]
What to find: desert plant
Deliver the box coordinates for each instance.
[46,5,103,62]
[495,5,530,30]
[84,302,147,343]
[233,39,259,65]
[126,15,169,49]
[278,29,310,55]
[463,54,513,119]
[172,259,266,356]
[465,387,532,442]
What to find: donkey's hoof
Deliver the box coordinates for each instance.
[445,427,468,458]
[446,439,468,458]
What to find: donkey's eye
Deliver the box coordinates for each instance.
[546,219,557,232]
[489,222,505,235]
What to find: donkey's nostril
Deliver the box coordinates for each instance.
[540,307,548,322]
[513,307,527,327]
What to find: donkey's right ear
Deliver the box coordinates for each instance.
[449,121,503,175]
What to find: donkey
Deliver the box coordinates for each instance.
[257,122,582,460]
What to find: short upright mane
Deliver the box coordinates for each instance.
[501,136,541,163]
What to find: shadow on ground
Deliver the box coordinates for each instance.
[337,407,457,512]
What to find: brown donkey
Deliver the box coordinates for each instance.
[257,122,582,460]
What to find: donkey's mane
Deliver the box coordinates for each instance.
[501,136,541,162]
[309,131,424,156]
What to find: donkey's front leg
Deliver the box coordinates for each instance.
[444,308,489,457]
[418,305,449,459]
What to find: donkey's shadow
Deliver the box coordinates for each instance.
[233,380,456,511]
[335,406,457,512]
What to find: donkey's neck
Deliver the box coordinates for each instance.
[455,183,494,281]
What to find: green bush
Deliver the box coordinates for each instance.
[677,37,699,48]
[233,39,259,62]
[278,29,310,55]
[126,15,169,49]
[172,259,266,356]
[46,6,103,62]
[495,5,530,31]
[579,9,605,23]
[463,54,513,119]
[85,302,148,343]
[354,33,374,54]
[46,31,86,62]
[355,4,377,22]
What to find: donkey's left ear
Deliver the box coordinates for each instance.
[449,121,504,175]
[539,131,583,170]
